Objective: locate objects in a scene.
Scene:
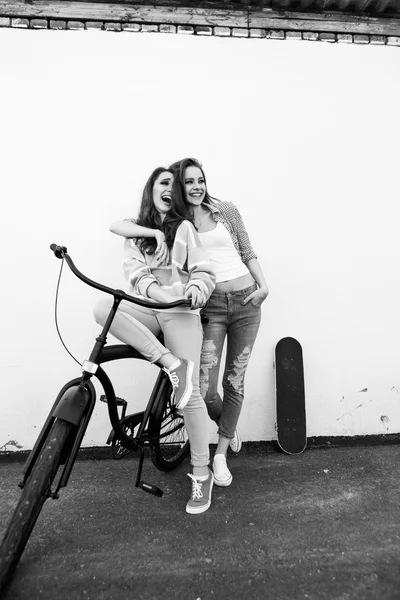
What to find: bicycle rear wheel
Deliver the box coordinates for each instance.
[0,419,74,593]
[150,377,190,472]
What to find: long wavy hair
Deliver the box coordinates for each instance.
[169,157,220,211]
[136,167,189,255]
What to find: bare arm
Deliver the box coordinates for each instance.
[111,220,168,264]
[110,220,156,238]
[242,258,269,307]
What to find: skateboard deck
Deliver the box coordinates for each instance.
[275,336,306,454]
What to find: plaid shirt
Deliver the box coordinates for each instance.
[205,201,257,264]
[123,220,215,310]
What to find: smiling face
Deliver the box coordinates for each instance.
[152,171,174,219]
[184,166,206,206]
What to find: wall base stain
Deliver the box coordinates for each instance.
[0,439,22,452]
[1,434,400,462]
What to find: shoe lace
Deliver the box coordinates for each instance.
[164,367,179,387]
[188,474,203,500]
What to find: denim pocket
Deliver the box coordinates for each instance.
[241,284,259,306]
[241,283,258,298]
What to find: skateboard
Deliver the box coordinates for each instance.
[275,336,307,454]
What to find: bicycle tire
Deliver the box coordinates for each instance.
[150,377,190,472]
[0,419,74,593]
[111,412,144,459]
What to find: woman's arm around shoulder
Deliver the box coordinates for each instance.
[110,219,168,263]
[110,218,140,237]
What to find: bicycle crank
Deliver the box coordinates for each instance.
[135,447,163,497]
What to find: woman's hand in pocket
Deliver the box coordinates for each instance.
[242,286,269,307]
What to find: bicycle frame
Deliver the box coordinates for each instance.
[20,244,191,497]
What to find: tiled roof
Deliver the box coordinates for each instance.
[235,0,399,14]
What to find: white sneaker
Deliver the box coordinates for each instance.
[213,454,233,487]
[229,430,242,453]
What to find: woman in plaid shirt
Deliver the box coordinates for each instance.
[170,158,269,486]
[94,166,216,514]
[111,158,269,490]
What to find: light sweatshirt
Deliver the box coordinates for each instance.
[123,219,216,312]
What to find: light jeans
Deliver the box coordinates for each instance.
[93,298,209,469]
[199,284,261,439]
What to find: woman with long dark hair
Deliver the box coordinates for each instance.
[94,167,216,514]
[109,158,269,488]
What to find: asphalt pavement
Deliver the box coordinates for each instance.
[1,443,400,600]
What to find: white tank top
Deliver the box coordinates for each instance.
[198,222,249,283]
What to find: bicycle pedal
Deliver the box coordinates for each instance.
[100,394,127,407]
[138,481,163,497]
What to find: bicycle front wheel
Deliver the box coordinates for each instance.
[150,377,190,472]
[0,419,74,593]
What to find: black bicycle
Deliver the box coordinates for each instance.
[0,244,191,593]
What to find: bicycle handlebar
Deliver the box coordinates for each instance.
[50,243,192,310]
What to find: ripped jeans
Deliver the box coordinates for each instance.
[199,284,261,439]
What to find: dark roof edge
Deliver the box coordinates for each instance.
[0,1,399,39]
[60,0,400,18]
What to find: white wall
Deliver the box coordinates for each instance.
[1,28,399,451]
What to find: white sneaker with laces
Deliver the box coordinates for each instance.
[229,430,242,453]
[213,453,233,487]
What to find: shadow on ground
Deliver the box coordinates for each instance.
[1,444,400,600]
